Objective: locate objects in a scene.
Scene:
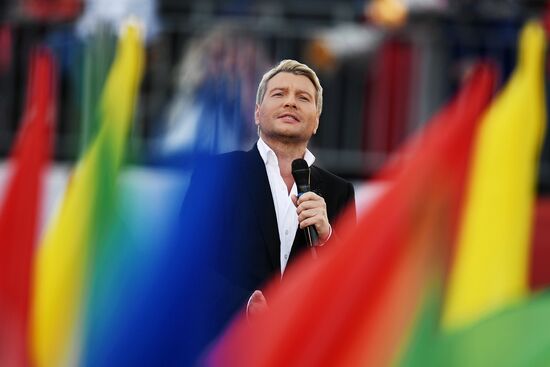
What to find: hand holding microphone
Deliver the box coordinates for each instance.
[291,159,331,249]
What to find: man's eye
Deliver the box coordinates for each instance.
[272,92,283,97]
[299,96,310,101]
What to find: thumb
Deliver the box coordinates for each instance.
[251,290,265,303]
[247,290,269,321]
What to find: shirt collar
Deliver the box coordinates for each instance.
[257,137,315,167]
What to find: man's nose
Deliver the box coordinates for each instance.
[284,95,297,108]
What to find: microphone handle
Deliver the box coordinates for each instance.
[297,187,319,247]
[305,225,319,247]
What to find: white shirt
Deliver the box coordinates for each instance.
[256,138,315,275]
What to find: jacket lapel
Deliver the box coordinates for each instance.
[310,166,325,198]
[242,146,280,274]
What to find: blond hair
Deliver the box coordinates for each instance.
[256,59,323,115]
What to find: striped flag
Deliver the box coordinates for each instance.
[442,20,547,331]
[30,23,144,367]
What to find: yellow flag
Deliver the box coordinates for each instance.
[442,21,547,330]
[31,24,144,367]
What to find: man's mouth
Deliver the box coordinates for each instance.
[278,113,300,123]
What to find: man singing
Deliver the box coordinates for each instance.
[181,59,355,362]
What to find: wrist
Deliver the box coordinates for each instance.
[317,224,332,246]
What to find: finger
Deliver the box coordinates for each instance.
[297,200,325,213]
[298,208,322,222]
[298,198,324,211]
[299,217,321,229]
[251,290,265,301]
[297,191,321,204]
[297,201,326,216]
[247,290,269,321]
[291,194,298,207]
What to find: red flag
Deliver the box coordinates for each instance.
[22,0,82,20]
[208,65,496,367]
[529,197,550,290]
[0,47,56,367]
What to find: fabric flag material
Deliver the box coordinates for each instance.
[442,21,547,330]
[23,0,82,20]
[530,197,550,290]
[30,23,144,367]
[399,287,550,367]
[80,25,117,155]
[207,63,496,367]
[0,47,56,367]
[436,291,550,367]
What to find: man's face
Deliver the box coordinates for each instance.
[255,72,319,144]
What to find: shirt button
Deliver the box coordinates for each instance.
[284,254,288,259]
[285,230,289,235]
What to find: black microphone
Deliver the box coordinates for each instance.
[292,159,319,249]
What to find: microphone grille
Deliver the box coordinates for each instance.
[291,158,308,172]
[292,158,310,188]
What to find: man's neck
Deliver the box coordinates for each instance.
[261,135,307,193]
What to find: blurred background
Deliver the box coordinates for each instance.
[1,0,549,188]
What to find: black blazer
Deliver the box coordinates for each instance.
[180,145,355,358]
